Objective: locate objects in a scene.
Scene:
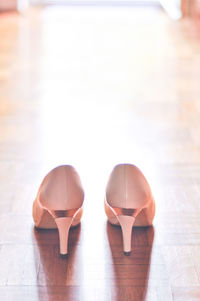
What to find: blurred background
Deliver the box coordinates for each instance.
[1,1,200,301]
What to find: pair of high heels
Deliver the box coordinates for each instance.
[33,164,155,256]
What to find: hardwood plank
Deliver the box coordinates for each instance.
[162,246,200,287]
[173,287,200,301]
[0,3,200,301]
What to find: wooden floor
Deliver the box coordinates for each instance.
[1,4,200,301]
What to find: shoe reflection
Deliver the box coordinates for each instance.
[106,222,154,301]
[33,225,81,301]
[33,221,154,301]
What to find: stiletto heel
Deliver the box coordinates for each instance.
[33,165,84,256]
[105,164,155,255]
[54,216,73,256]
[116,215,135,255]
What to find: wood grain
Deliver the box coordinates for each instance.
[0,4,200,301]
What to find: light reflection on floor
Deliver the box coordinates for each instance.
[0,4,185,299]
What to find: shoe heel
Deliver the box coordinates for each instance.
[54,216,73,256]
[116,215,135,255]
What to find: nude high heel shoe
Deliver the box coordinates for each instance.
[33,165,84,257]
[105,164,155,255]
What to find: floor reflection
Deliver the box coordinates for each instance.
[106,222,154,301]
[33,225,82,301]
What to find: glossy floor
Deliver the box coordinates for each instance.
[0,4,200,301]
